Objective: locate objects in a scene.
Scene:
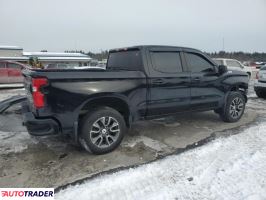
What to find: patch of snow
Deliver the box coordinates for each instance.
[0,131,32,154]
[56,121,266,200]
[0,89,25,101]
[122,135,169,152]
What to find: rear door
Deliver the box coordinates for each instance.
[0,62,8,83]
[7,63,23,83]
[147,48,190,117]
[184,51,223,110]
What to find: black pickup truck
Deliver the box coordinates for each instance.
[22,45,249,154]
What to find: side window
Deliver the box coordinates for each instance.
[8,63,21,69]
[0,62,6,68]
[150,52,183,73]
[226,60,242,68]
[186,53,214,73]
[213,59,223,65]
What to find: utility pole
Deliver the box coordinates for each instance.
[222,37,225,51]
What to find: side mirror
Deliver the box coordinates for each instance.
[218,65,227,75]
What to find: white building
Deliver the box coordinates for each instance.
[23,52,91,67]
[0,45,28,62]
[0,45,92,67]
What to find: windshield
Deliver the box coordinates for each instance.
[213,59,223,65]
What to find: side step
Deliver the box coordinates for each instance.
[0,95,27,114]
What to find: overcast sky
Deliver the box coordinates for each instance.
[0,0,265,53]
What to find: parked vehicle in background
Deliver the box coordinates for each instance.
[22,45,249,154]
[44,63,73,69]
[0,60,28,84]
[254,66,266,98]
[213,58,253,78]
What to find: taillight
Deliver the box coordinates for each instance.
[32,78,48,108]
[256,72,259,79]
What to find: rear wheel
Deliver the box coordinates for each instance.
[79,107,126,154]
[219,92,246,122]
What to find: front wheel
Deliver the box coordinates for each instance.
[219,92,246,123]
[79,107,126,154]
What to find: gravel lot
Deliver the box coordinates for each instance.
[0,80,264,192]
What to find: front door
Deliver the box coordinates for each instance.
[147,50,190,117]
[184,52,223,110]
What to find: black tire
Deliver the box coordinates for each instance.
[214,108,222,114]
[255,89,266,98]
[219,92,246,123]
[79,107,126,154]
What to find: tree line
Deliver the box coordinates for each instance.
[64,50,266,62]
[207,51,266,62]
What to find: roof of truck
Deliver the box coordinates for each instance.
[109,45,199,52]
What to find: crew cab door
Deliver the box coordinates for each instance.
[147,49,190,117]
[7,62,23,83]
[184,51,222,110]
[0,62,8,84]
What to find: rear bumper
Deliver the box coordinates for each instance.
[254,80,266,90]
[22,103,60,136]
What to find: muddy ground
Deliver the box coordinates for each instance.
[0,81,265,188]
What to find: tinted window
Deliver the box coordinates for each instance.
[107,50,142,70]
[213,59,223,65]
[226,60,242,68]
[0,62,5,68]
[8,63,21,69]
[186,53,214,73]
[150,52,183,73]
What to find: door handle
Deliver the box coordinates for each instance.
[192,77,201,82]
[152,79,164,85]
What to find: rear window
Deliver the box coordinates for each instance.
[8,63,21,69]
[0,62,5,68]
[107,50,143,71]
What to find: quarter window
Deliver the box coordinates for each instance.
[186,53,214,73]
[150,52,183,73]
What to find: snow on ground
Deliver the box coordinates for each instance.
[0,131,32,154]
[56,121,266,200]
[0,88,25,101]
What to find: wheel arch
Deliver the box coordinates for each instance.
[76,94,132,127]
[229,84,248,102]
